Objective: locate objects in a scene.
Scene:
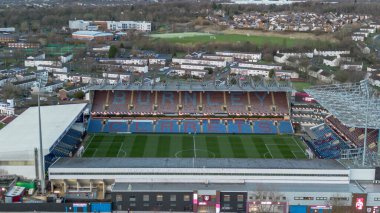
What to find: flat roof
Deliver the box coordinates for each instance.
[72,31,113,37]
[111,182,363,193]
[51,158,346,170]
[0,104,86,159]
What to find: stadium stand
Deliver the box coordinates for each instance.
[228,120,252,134]
[253,120,277,134]
[156,120,180,133]
[104,120,128,132]
[180,119,201,133]
[202,119,227,133]
[91,90,290,116]
[87,119,103,133]
[156,91,180,114]
[131,91,155,114]
[180,92,199,114]
[227,92,249,115]
[129,120,154,132]
[108,91,130,113]
[250,92,273,114]
[92,91,107,112]
[279,121,294,134]
[202,92,225,114]
[308,124,349,159]
[273,92,289,114]
[326,115,379,150]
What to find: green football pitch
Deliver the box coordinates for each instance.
[82,134,307,159]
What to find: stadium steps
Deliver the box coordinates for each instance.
[105,91,110,111]
[271,92,276,106]
[276,124,280,135]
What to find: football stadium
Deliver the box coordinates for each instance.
[1,79,380,213]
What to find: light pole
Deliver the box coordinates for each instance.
[37,80,46,194]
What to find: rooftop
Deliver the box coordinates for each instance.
[72,30,113,37]
[111,182,363,193]
[51,158,346,170]
[0,104,87,160]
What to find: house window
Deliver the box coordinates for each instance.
[375,197,380,201]
[130,203,136,207]
[117,205,122,210]
[224,195,231,202]
[129,196,136,202]
[184,195,190,201]
[143,203,149,207]
[170,195,177,202]
[143,195,149,202]
[170,203,177,207]
[116,194,123,202]
[157,194,163,202]
[237,194,244,202]
[237,203,244,210]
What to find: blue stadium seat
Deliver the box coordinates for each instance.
[67,129,82,138]
[279,121,294,134]
[62,135,80,146]
[87,119,103,133]
[309,124,349,159]
[103,121,128,132]
[228,120,252,134]
[253,120,277,134]
[180,120,201,133]
[129,121,154,133]
[202,120,226,133]
[156,120,179,133]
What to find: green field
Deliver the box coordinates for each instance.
[83,134,307,159]
[150,32,316,48]
[292,82,312,91]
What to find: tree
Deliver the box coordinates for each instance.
[73,91,85,99]
[269,69,276,78]
[120,42,125,48]
[1,83,22,100]
[108,45,118,58]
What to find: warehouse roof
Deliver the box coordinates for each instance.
[72,31,113,37]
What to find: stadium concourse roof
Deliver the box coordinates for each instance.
[111,182,364,193]
[0,104,86,161]
[51,158,346,170]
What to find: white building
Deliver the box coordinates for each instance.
[25,60,62,68]
[340,63,363,71]
[323,56,341,67]
[230,66,269,77]
[369,71,380,87]
[215,51,262,61]
[172,58,226,68]
[106,21,151,32]
[0,99,15,116]
[68,20,91,30]
[98,58,148,66]
[37,66,68,73]
[313,49,350,57]
[238,62,282,70]
[59,53,73,63]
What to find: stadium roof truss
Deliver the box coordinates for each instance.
[88,75,293,92]
[305,80,380,129]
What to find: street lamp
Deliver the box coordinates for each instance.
[37,79,46,194]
